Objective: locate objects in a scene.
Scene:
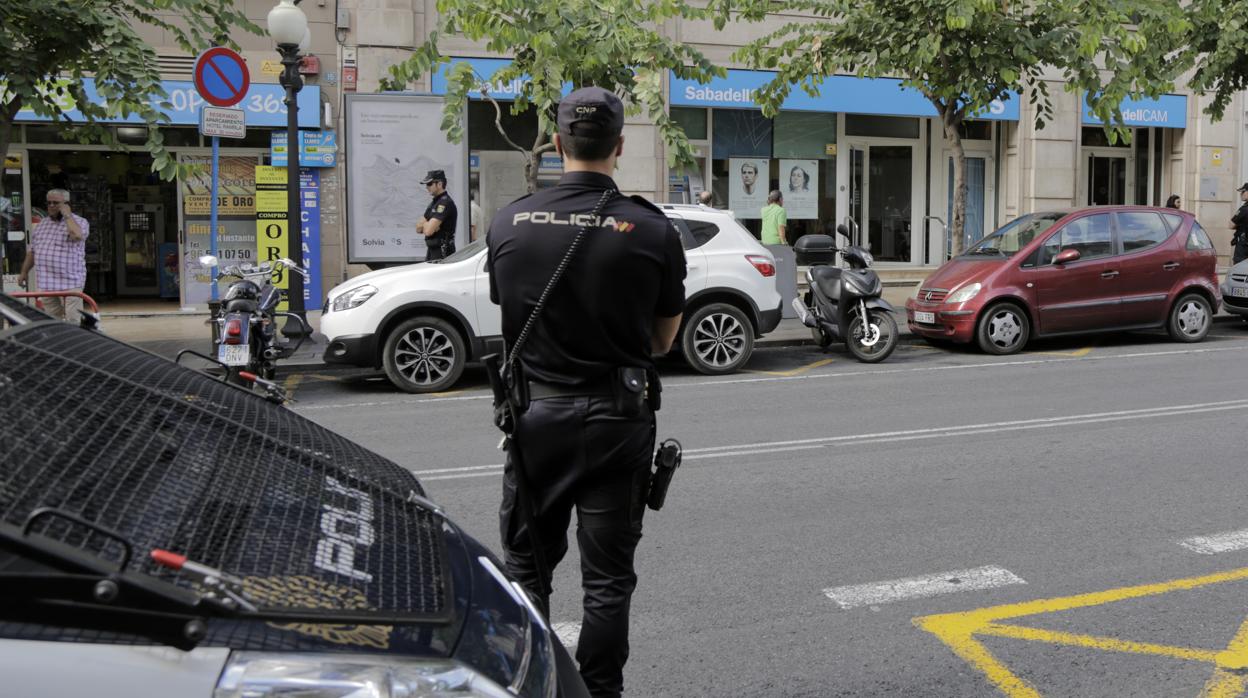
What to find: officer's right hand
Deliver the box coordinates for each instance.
[17,273,27,289]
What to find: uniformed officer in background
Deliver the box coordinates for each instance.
[486,86,686,697]
[1232,182,1248,264]
[418,169,457,261]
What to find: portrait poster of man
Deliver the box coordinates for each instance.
[780,159,819,219]
[729,158,769,218]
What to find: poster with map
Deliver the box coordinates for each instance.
[346,95,468,263]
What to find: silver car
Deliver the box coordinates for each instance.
[1220,260,1248,321]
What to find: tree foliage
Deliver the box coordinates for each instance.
[383,0,734,193]
[1184,0,1248,120]
[0,0,261,180]
[733,0,1180,256]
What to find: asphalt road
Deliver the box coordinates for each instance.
[289,326,1248,697]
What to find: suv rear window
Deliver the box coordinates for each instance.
[667,217,721,250]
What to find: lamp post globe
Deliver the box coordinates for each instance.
[266,0,307,47]
[269,0,311,337]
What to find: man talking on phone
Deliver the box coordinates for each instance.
[19,189,89,321]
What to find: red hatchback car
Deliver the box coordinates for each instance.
[906,206,1220,354]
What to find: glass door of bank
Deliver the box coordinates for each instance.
[1082,148,1135,206]
[1,151,29,292]
[842,141,916,262]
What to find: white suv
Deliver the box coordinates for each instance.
[321,204,784,393]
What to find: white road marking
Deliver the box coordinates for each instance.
[291,343,1248,411]
[552,621,581,649]
[1179,529,1248,554]
[410,398,1248,480]
[823,566,1026,609]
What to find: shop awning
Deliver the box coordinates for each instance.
[14,78,321,129]
[670,69,1021,122]
[1082,93,1187,129]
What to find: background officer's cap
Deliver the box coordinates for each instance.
[420,169,447,185]
[557,87,625,138]
[1238,182,1248,193]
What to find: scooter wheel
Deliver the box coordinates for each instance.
[846,309,898,363]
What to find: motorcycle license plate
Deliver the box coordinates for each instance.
[1232,287,1248,298]
[218,344,251,366]
[914,311,936,324]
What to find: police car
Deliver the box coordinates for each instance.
[321,204,784,393]
[0,293,584,696]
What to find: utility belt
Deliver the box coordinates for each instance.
[515,365,662,417]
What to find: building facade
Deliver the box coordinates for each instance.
[4,4,1245,309]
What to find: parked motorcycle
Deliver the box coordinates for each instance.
[201,255,311,384]
[792,225,899,363]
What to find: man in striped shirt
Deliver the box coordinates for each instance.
[18,189,90,321]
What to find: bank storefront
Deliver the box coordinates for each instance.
[667,70,1021,266]
[0,79,322,309]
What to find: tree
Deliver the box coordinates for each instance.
[734,0,1179,257]
[0,0,260,180]
[382,0,733,194]
[1184,0,1248,121]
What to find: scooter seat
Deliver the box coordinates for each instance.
[809,266,843,301]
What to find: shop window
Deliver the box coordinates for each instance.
[774,112,836,159]
[711,109,772,159]
[957,120,992,141]
[1134,128,1150,205]
[468,101,539,151]
[672,107,708,141]
[844,115,919,139]
[24,126,76,144]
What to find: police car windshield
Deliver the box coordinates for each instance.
[965,212,1064,256]
[435,238,486,264]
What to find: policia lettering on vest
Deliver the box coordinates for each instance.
[484,87,686,698]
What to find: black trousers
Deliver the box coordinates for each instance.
[1234,237,1248,265]
[425,243,447,261]
[500,396,654,698]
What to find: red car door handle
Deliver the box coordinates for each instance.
[1162,261,1180,270]
[1101,270,1120,278]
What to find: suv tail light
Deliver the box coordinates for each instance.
[224,318,243,344]
[746,255,776,277]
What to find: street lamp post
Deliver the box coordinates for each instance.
[268,0,310,337]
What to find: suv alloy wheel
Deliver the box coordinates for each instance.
[681,302,755,375]
[382,316,467,393]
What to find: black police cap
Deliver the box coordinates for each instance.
[420,169,447,185]
[557,87,624,138]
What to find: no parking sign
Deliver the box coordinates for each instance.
[194,47,251,108]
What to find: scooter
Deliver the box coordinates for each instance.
[201,255,311,384]
[791,224,899,363]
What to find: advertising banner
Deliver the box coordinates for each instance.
[345,94,469,263]
[780,159,819,219]
[180,155,258,307]
[729,158,769,218]
[255,166,290,310]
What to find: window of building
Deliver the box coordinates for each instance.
[672,107,708,141]
[774,112,836,158]
[844,114,919,139]
[711,109,772,159]
[468,101,540,151]
[958,120,992,141]
[1081,126,1130,148]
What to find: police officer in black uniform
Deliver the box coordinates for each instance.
[1232,182,1248,265]
[486,86,686,697]
[418,169,458,261]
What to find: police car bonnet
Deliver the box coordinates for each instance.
[557,86,624,137]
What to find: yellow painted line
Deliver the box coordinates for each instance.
[978,623,1220,663]
[1034,345,1095,357]
[747,357,835,377]
[430,389,465,397]
[1201,616,1248,696]
[916,566,1248,698]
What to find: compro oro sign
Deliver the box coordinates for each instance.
[200,107,246,139]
